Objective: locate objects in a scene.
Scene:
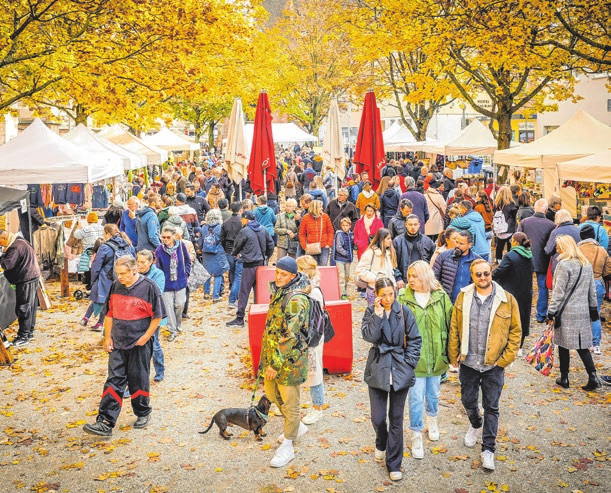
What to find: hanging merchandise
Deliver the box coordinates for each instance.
[92,184,109,209]
[27,184,43,208]
[66,184,84,206]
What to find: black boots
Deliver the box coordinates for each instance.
[581,371,602,391]
[556,373,570,389]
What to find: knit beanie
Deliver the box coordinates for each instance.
[276,256,298,275]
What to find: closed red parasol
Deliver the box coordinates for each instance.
[353,91,385,188]
[248,91,277,195]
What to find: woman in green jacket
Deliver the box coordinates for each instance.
[398,260,453,460]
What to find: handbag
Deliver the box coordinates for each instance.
[305,215,323,255]
[525,322,554,376]
[355,252,374,289]
[188,259,211,291]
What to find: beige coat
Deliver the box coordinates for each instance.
[356,247,396,288]
[425,189,446,236]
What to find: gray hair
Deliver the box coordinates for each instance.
[205,208,223,226]
[555,209,572,224]
[534,199,548,213]
[404,177,415,188]
[162,224,177,235]
[338,188,349,196]
[115,255,137,270]
[137,250,154,262]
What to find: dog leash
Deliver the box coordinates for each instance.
[250,370,262,406]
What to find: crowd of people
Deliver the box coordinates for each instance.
[1,150,609,481]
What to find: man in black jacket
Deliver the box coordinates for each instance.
[393,215,435,288]
[226,211,274,327]
[326,188,359,232]
[388,199,413,239]
[0,229,41,346]
[221,202,244,307]
[185,184,210,224]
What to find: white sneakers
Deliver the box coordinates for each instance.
[389,471,402,481]
[464,425,482,448]
[592,346,601,355]
[302,408,323,425]
[481,450,495,470]
[411,431,424,459]
[427,416,439,441]
[277,422,308,443]
[270,440,295,468]
[374,448,385,462]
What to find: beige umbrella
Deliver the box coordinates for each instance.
[225,98,249,197]
[322,98,345,194]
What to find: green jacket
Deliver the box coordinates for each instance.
[261,272,310,386]
[398,287,452,377]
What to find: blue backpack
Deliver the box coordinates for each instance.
[202,225,218,254]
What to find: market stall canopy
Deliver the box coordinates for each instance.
[494,111,611,197]
[142,127,200,152]
[0,186,28,216]
[557,149,611,183]
[0,119,124,185]
[64,124,133,170]
[423,119,498,156]
[98,124,168,165]
[384,116,462,153]
[244,122,316,153]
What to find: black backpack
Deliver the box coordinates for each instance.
[282,287,335,347]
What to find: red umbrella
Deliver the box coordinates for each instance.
[354,91,386,188]
[248,92,277,195]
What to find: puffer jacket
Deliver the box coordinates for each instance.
[449,282,521,368]
[361,301,422,392]
[432,248,481,298]
[299,213,334,249]
[398,288,452,378]
[261,272,311,386]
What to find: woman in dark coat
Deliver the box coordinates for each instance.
[200,209,229,302]
[361,277,422,482]
[492,232,534,353]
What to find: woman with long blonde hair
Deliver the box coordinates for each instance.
[548,235,600,391]
[398,261,452,459]
[492,186,518,262]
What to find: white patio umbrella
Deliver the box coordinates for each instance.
[322,98,345,193]
[225,98,249,198]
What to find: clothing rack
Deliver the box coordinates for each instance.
[46,215,86,297]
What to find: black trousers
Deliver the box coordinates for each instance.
[558,346,595,375]
[182,287,190,317]
[15,279,39,339]
[97,339,153,427]
[236,265,259,321]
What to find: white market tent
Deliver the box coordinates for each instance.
[384,115,463,153]
[244,122,316,154]
[98,125,168,165]
[422,119,498,156]
[0,119,123,185]
[143,127,200,152]
[494,110,611,197]
[65,124,146,171]
[557,149,611,183]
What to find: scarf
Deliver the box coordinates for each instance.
[162,240,180,281]
[363,214,375,234]
[512,245,532,259]
[362,189,375,199]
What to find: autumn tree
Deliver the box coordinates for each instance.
[265,0,367,137]
[343,0,457,141]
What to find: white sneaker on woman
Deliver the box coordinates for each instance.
[302,408,323,425]
[427,416,439,441]
[464,425,482,448]
[411,431,424,459]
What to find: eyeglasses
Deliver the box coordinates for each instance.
[474,271,491,278]
[161,235,173,239]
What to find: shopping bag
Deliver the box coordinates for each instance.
[525,322,554,376]
[187,259,211,291]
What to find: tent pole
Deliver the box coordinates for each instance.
[264,169,267,198]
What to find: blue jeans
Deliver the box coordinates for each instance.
[311,247,330,266]
[227,256,243,303]
[536,272,549,321]
[591,279,605,346]
[309,383,324,407]
[152,327,165,380]
[408,375,441,432]
[204,275,223,300]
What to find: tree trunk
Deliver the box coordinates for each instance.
[74,104,88,126]
[207,122,216,149]
[496,111,512,150]
[194,121,203,143]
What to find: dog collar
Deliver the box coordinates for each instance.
[254,407,269,422]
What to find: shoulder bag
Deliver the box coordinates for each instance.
[553,266,582,329]
[305,216,323,255]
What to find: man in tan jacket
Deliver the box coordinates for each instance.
[449,259,521,472]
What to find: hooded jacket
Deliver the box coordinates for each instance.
[254,205,277,238]
[398,288,452,378]
[309,188,328,208]
[135,206,161,252]
[120,210,138,247]
[185,195,210,223]
[380,188,400,226]
[90,235,136,304]
[450,210,488,258]
[261,272,311,386]
[232,220,274,268]
[361,301,422,392]
[449,282,521,368]
[166,215,190,241]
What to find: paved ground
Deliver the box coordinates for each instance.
[1,280,609,493]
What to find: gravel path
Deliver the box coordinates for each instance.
[1,281,609,493]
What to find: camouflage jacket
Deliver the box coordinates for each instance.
[261,272,310,386]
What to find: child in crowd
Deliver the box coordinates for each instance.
[333,217,354,299]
